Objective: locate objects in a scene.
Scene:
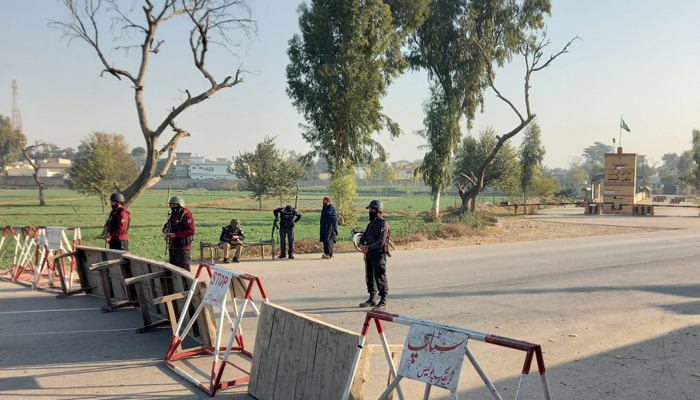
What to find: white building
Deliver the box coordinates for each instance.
[6,158,71,177]
[188,156,235,180]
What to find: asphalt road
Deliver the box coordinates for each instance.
[2,213,700,399]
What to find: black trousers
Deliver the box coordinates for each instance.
[169,249,191,271]
[322,228,336,256]
[279,227,295,256]
[365,253,388,297]
[109,239,129,251]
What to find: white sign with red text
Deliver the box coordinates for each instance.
[397,323,469,392]
[202,265,234,308]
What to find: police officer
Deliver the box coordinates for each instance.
[358,200,391,310]
[105,192,130,251]
[220,218,245,263]
[273,205,302,259]
[163,196,196,271]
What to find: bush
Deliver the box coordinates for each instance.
[459,211,489,229]
[436,223,474,238]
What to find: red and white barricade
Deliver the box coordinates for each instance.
[164,262,269,396]
[31,227,82,290]
[0,226,40,282]
[343,310,552,400]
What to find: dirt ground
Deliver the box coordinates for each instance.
[398,217,666,250]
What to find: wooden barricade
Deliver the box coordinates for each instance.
[248,302,361,400]
[74,246,213,345]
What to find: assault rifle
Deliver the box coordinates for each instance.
[164,182,171,257]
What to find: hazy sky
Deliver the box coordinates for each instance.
[1,0,698,168]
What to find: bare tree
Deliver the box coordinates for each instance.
[456,35,578,212]
[21,140,48,206]
[51,0,257,207]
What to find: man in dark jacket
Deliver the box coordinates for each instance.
[358,199,391,310]
[105,192,130,251]
[220,218,245,263]
[319,196,338,259]
[273,205,302,259]
[163,196,196,271]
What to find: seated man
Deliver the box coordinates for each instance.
[220,218,245,263]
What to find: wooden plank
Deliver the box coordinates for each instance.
[124,271,167,286]
[320,327,340,399]
[249,302,277,397]
[308,323,329,399]
[331,331,360,400]
[89,259,126,271]
[273,310,305,400]
[133,281,152,328]
[257,304,288,400]
[296,316,320,400]
[154,291,187,305]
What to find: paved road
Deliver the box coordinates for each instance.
[2,216,700,399]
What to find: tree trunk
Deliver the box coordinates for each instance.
[259,197,262,212]
[33,172,45,206]
[122,138,159,208]
[431,192,440,220]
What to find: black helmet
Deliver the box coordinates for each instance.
[110,192,125,203]
[284,205,293,213]
[366,199,384,212]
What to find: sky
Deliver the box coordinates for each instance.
[1,0,699,169]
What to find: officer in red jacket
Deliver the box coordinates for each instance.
[105,192,130,251]
[163,196,196,271]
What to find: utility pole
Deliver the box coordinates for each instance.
[11,80,23,131]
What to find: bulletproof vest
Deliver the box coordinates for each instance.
[279,212,295,228]
[363,217,389,254]
[171,210,192,248]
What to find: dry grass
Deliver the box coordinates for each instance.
[436,223,475,239]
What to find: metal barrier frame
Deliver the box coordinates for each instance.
[343,310,552,400]
[164,261,269,396]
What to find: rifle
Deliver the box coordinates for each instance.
[271,216,279,242]
[164,182,171,257]
[103,225,110,249]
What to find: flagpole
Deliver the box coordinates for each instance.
[619,115,622,150]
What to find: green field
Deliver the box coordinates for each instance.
[0,188,504,267]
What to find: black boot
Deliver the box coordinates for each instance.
[359,296,378,308]
[373,297,387,311]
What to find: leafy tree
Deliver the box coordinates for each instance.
[453,127,519,198]
[51,0,257,207]
[67,132,139,210]
[581,141,613,176]
[132,147,147,170]
[0,115,24,175]
[230,137,305,211]
[286,0,427,224]
[365,159,398,184]
[680,129,700,193]
[636,155,657,186]
[330,170,359,225]
[519,120,545,211]
[661,153,679,173]
[302,162,321,181]
[532,166,558,198]
[571,169,590,185]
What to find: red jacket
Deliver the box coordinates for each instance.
[106,207,130,240]
[163,207,196,250]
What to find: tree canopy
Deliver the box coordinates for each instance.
[67,132,139,209]
[231,137,305,211]
[519,120,546,205]
[0,115,24,175]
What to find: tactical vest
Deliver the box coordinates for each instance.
[362,217,390,254]
[171,210,192,248]
[279,212,296,229]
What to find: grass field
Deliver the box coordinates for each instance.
[0,188,503,267]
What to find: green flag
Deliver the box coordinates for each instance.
[620,118,630,132]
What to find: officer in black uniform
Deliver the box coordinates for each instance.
[273,205,302,259]
[358,199,391,310]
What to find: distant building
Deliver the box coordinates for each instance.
[6,158,71,177]
[188,155,235,180]
[391,160,416,180]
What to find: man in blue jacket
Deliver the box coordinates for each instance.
[319,196,338,259]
